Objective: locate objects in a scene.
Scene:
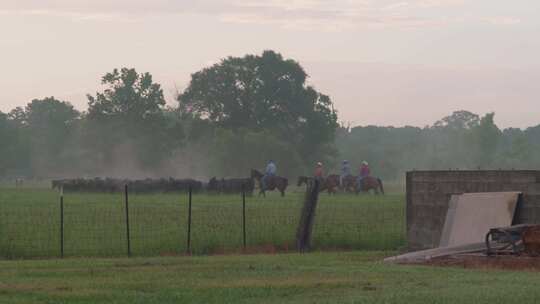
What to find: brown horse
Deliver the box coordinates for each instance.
[297,175,339,194]
[340,175,357,193]
[325,174,340,194]
[356,176,385,195]
[251,169,288,197]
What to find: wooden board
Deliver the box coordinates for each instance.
[438,192,520,247]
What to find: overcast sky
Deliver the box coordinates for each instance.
[1,0,539,128]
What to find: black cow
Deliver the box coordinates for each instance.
[207,177,254,195]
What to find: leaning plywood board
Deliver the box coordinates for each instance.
[439,195,459,247]
[383,242,504,263]
[438,192,521,247]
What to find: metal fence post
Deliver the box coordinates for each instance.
[242,183,246,250]
[125,184,131,257]
[60,187,64,258]
[186,186,192,254]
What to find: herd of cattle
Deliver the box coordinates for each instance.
[51,170,384,195]
[52,177,255,194]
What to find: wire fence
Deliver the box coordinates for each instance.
[0,186,405,259]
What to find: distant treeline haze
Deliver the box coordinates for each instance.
[0,51,538,180]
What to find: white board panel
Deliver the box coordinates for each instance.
[439,192,520,247]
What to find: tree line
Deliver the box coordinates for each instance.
[1,50,539,181]
[338,110,540,179]
[0,51,337,179]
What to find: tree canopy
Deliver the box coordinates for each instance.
[433,110,480,130]
[85,68,182,172]
[178,50,338,170]
[88,68,165,121]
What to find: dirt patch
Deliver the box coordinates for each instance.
[416,254,540,272]
[158,245,367,257]
[210,243,296,255]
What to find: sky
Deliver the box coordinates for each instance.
[0,0,539,128]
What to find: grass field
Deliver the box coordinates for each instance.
[0,187,405,258]
[1,251,540,304]
[2,185,539,304]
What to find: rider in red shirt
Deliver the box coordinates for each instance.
[314,162,324,180]
[357,161,370,191]
[360,161,370,178]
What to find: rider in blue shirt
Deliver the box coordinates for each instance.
[262,160,276,190]
[340,160,351,188]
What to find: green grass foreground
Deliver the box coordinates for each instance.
[0,189,405,258]
[1,251,540,304]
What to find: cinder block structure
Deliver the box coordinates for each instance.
[406,170,540,250]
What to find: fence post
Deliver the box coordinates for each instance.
[124,184,131,257]
[186,186,192,254]
[242,183,246,250]
[296,179,321,253]
[60,187,64,258]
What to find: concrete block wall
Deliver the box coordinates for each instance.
[406,170,540,251]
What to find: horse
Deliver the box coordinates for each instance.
[356,175,385,195]
[250,169,288,197]
[325,174,340,194]
[340,175,357,193]
[296,176,312,187]
[297,175,339,194]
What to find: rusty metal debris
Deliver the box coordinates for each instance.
[523,225,540,256]
[485,224,540,256]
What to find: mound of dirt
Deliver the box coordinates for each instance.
[422,254,540,272]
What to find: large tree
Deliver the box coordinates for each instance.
[86,68,182,171]
[13,97,80,175]
[433,110,480,130]
[88,68,165,121]
[0,111,22,175]
[24,97,79,132]
[472,112,501,167]
[178,50,338,169]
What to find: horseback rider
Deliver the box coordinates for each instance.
[357,161,370,190]
[340,160,351,188]
[262,160,276,190]
[314,162,324,181]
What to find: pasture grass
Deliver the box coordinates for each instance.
[0,187,405,258]
[1,251,540,303]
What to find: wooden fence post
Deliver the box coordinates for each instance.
[296,179,321,253]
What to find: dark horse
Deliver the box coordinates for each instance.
[340,175,357,193]
[325,174,340,194]
[356,176,385,195]
[297,175,339,194]
[251,169,288,197]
